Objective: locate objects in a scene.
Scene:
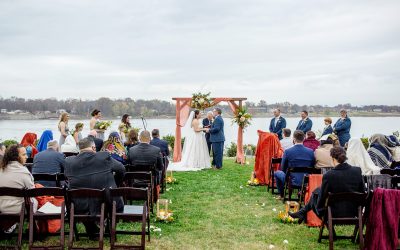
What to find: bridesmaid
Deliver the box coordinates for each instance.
[58,112,70,146]
[90,109,104,140]
[118,114,132,143]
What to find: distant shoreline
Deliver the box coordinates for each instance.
[1,112,400,120]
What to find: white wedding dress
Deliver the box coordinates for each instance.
[169,113,211,171]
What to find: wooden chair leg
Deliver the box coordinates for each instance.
[18,206,25,250]
[99,204,105,250]
[318,223,324,243]
[68,205,75,250]
[141,206,146,249]
[328,208,334,250]
[358,209,364,249]
[28,204,34,249]
[110,203,116,249]
[60,204,65,249]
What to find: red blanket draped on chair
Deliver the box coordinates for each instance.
[305,174,323,227]
[254,130,283,185]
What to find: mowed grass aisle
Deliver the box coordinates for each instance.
[148,159,358,250]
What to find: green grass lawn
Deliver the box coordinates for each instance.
[1,158,359,249]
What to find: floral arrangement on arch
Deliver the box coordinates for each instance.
[94,121,113,130]
[232,107,252,129]
[191,92,212,110]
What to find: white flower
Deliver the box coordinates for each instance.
[199,98,205,104]
[268,244,275,249]
[283,240,289,244]
[153,228,162,232]
[169,199,172,204]
[240,185,244,189]
[272,208,277,212]
[240,116,246,122]
[261,203,266,207]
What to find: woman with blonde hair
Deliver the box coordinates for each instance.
[58,112,70,146]
[101,132,127,164]
[72,123,84,143]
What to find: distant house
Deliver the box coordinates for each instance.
[0,109,6,113]
[373,109,382,112]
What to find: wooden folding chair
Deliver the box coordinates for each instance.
[110,187,150,249]
[161,156,169,194]
[63,152,78,158]
[25,187,66,250]
[67,188,106,250]
[123,172,154,214]
[32,173,58,187]
[125,164,158,203]
[25,163,33,173]
[318,192,367,250]
[0,187,26,250]
[267,158,282,195]
[283,167,320,202]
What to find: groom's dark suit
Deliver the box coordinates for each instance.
[209,115,225,169]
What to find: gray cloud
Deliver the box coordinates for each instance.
[0,0,399,105]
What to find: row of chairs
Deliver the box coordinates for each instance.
[267,158,321,202]
[0,186,150,250]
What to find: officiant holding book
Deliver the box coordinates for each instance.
[202,111,213,154]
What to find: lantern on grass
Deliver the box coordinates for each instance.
[285,201,299,213]
[156,199,174,222]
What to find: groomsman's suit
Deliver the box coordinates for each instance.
[202,117,212,154]
[269,116,286,140]
[209,114,225,169]
[296,118,313,133]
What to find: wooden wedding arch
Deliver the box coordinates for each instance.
[172,97,247,164]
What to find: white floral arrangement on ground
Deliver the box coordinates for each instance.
[232,107,252,129]
[94,121,113,130]
[191,92,212,110]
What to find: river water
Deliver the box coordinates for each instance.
[0,117,398,145]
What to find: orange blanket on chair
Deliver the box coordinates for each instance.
[254,130,283,185]
[305,174,323,227]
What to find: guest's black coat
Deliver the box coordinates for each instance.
[316,162,365,218]
[65,151,126,215]
[128,143,164,184]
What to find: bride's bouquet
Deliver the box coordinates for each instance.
[191,92,212,110]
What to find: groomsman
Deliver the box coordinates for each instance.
[269,108,286,140]
[202,111,213,154]
[296,110,313,133]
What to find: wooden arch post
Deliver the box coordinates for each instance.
[172,97,247,164]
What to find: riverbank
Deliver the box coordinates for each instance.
[1,112,400,120]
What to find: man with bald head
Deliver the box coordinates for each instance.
[128,130,164,200]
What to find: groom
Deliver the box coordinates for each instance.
[206,108,225,169]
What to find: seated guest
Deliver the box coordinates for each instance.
[101,132,127,164]
[0,143,5,162]
[128,130,164,200]
[65,137,125,238]
[88,130,103,152]
[32,140,65,187]
[124,129,139,152]
[150,129,170,158]
[315,135,334,173]
[280,128,293,151]
[303,131,320,152]
[72,123,84,143]
[289,146,365,223]
[0,144,34,214]
[37,130,53,152]
[367,134,395,169]
[274,130,315,199]
[321,117,333,137]
[20,132,39,158]
[60,135,79,154]
[347,138,381,175]
[387,135,400,168]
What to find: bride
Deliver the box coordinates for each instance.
[169,110,211,171]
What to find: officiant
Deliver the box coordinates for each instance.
[203,111,213,154]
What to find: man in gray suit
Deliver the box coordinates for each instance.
[65,137,125,238]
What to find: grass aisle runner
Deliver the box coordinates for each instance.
[148,159,358,250]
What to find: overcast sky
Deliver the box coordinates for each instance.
[0,0,399,105]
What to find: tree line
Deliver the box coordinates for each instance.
[0,97,399,118]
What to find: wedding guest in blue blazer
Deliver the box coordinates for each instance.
[321,117,333,137]
[296,110,313,133]
[150,129,170,157]
[269,108,287,140]
[333,109,351,147]
[274,130,315,198]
